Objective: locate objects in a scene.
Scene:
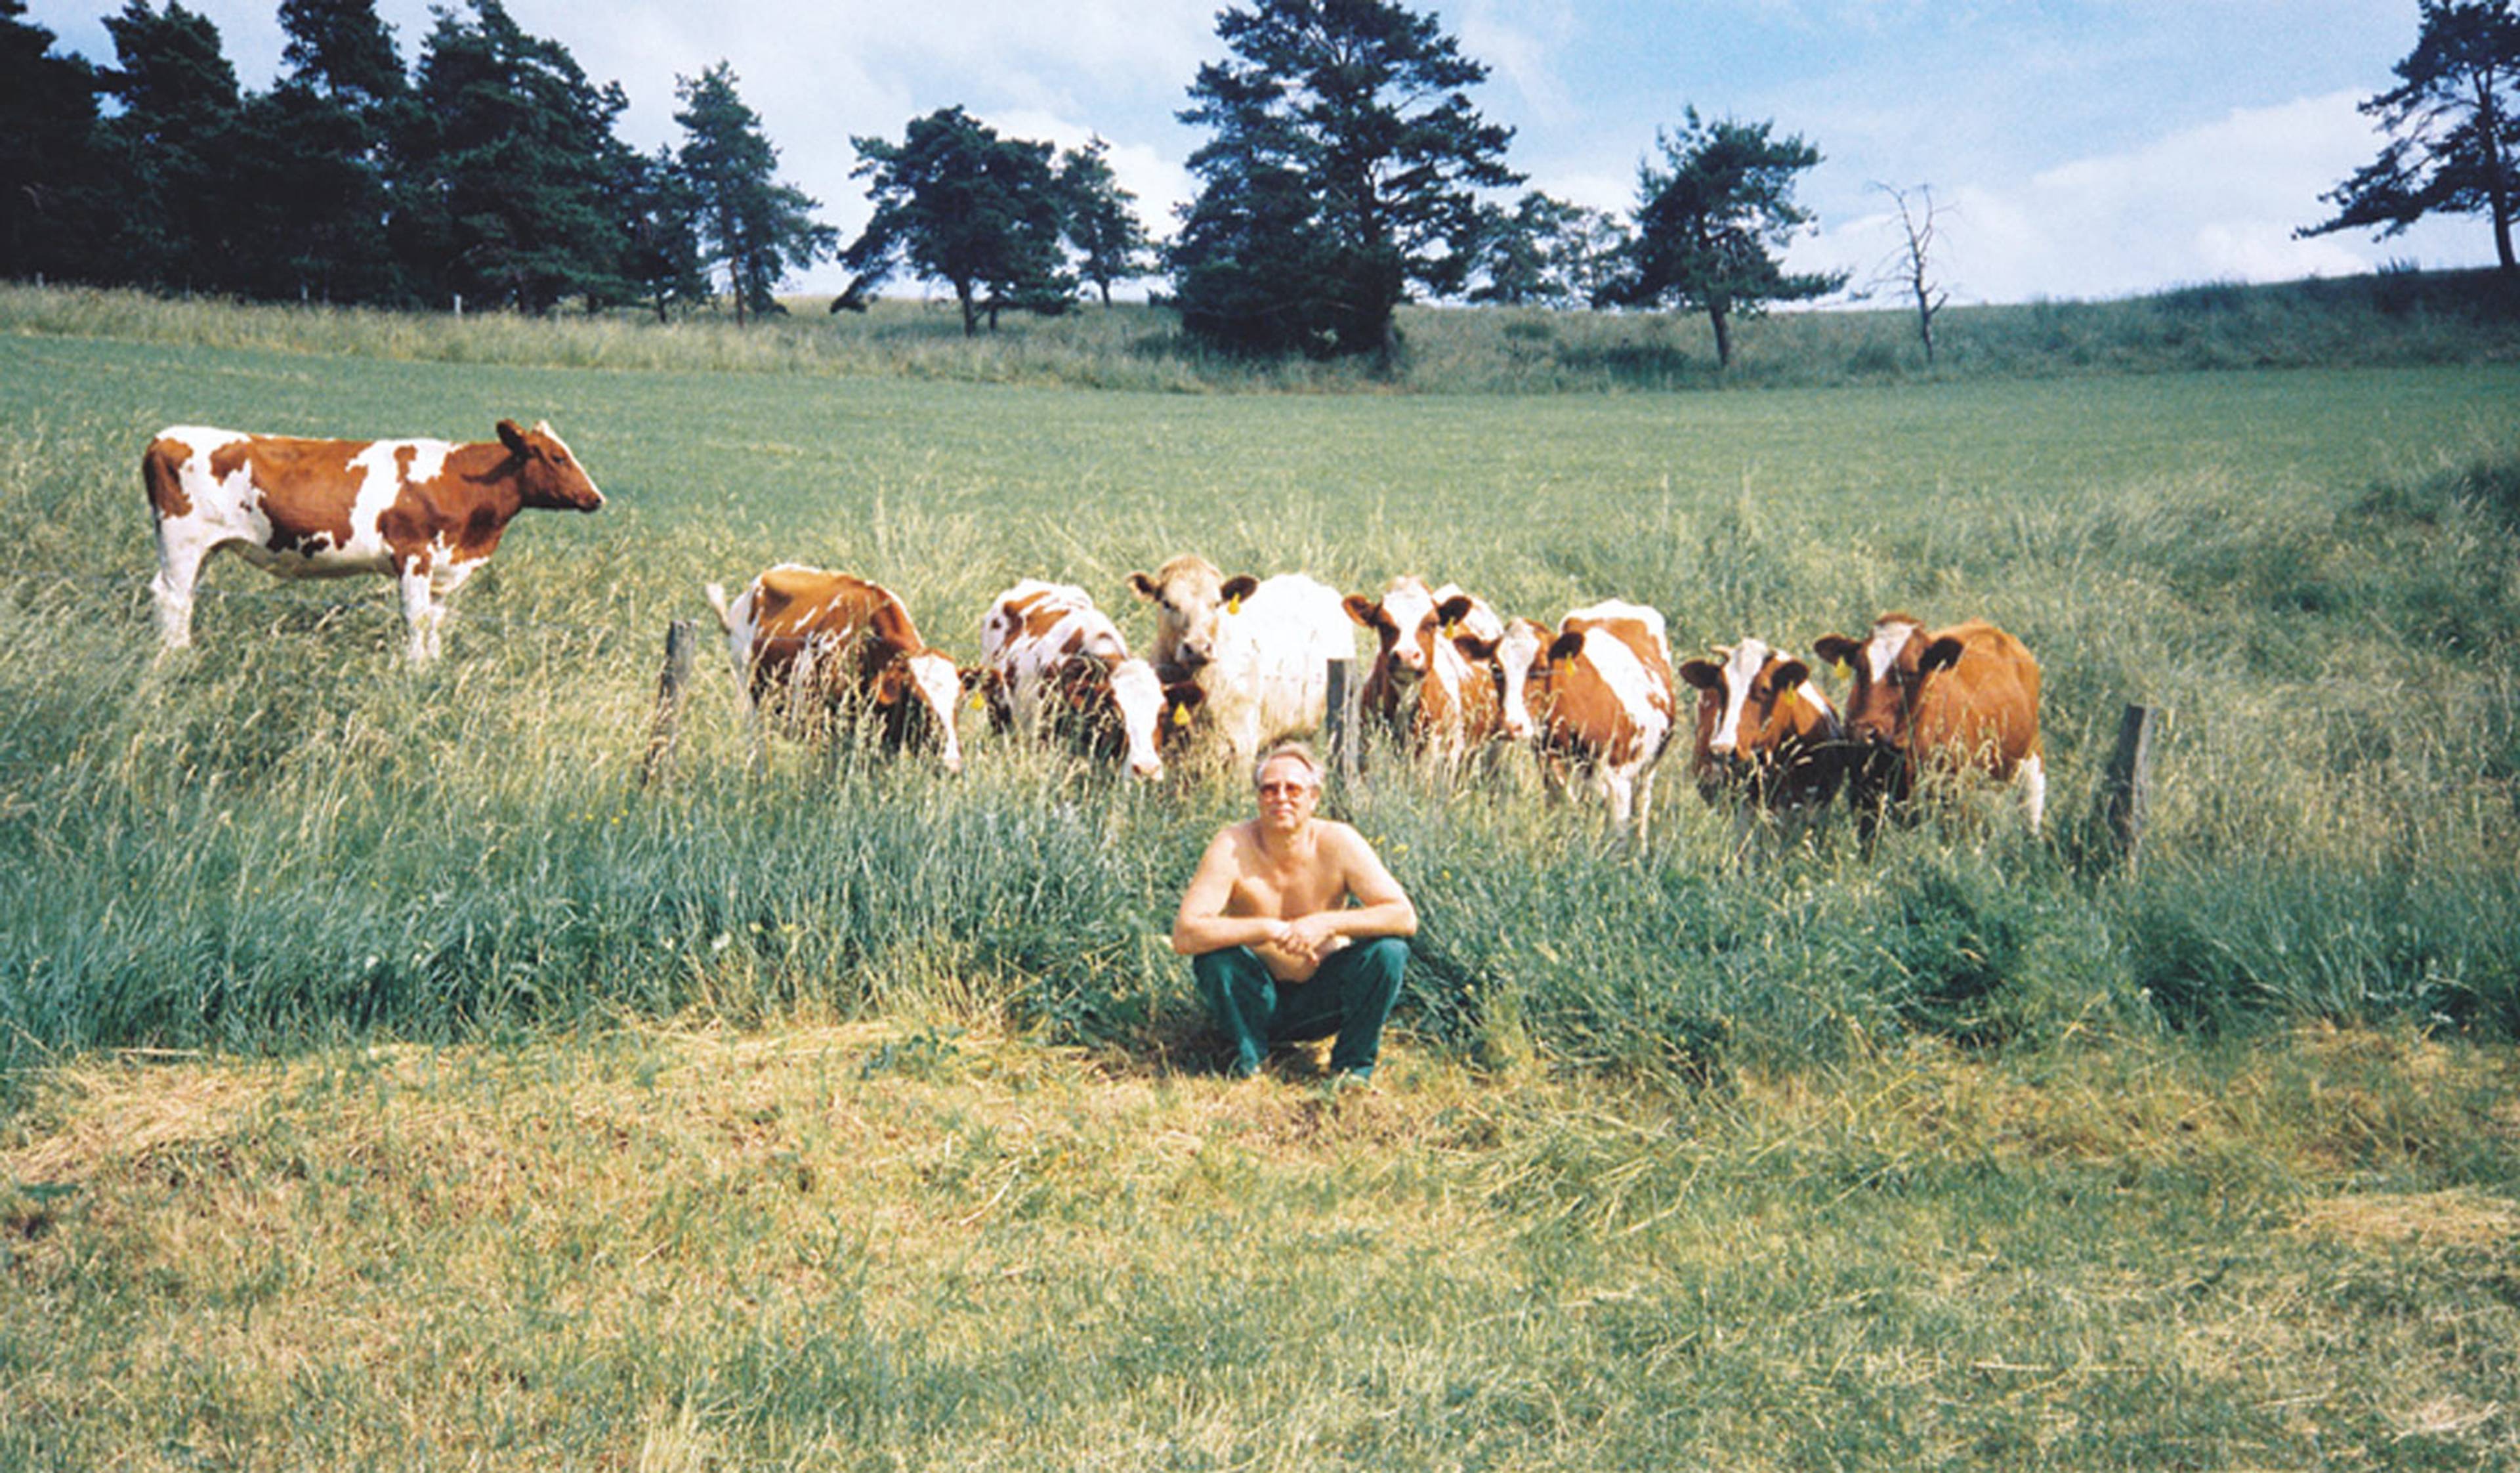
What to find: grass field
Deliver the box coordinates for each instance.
[3,286,2517,1467]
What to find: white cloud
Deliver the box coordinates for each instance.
[1794,90,2502,303]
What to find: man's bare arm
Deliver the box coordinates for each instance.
[1169,828,1290,956]
[1278,824,1417,957]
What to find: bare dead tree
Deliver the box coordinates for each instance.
[1870,182,1952,366]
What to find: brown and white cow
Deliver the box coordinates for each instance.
[979,579,1202,779]
[1342,575,1509,765]
[1678,637,1848,842]
[704,565,968,773]
[1810,613,2044,834]
[1494,600,1678,838]
[1127,555,1356,769]
[144,419,604,663]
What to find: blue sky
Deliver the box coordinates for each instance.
[24,0,2499,303]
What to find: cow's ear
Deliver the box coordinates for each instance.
[1920,637,1965,675]
[1219,574,1259,612]
[961,665,992,694]
[1677,659,1721,691]
[1127,572,1161,602]
[873,662,910,706]
[1772,658,1811,692]
[1812,634,1858,672]
[1452,631,1499,662]
[1434,594,1476,628]
[1165,678,1207,714]
[1341,593,1388,631]
[496,419,528,454]
[1547,631,1586,666]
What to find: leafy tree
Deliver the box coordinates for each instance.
[673,62,835,326]
[1172,0,1519,360]
[0,0,111,282]
[845,106,1072,335]
[2300,0,2519,277]
[398,0,637,312]
[1057,136,1154,305]
[97,0,247,293]
[1469,190,1628,308]
[1607,108,1844,369]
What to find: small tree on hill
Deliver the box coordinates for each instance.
[2299,0,2519,277]
[845,106,1072,335]
[1606,109,1844,369]
[674,61,834,326]
[1868,181,1950,366]
[1058,135,1153,306]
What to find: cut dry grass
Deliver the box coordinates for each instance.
[5,1022,2515,1470]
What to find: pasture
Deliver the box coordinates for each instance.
[3,295,2518,1468]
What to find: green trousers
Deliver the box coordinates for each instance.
[1192,936,1408,1078]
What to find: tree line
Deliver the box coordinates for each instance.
[5,0,2513,363]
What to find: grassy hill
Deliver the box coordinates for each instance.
[2,277,2517,1467]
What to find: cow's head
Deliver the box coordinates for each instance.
[1474,616,1552,741]
[873,647,967,773]
[1128,555,1253,673]
[497,419,605,513]
[1090,656,1173,779]
[1812,614,1960,751]
[1679,639,1813,769]
[1343,576,1442,685]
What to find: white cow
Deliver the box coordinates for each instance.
[1128,554,1356,771]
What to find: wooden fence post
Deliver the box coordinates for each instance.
[639,618,696,787]
[1324,657,1358,785]
[2097,703,2158,876]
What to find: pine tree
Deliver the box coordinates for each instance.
[97,0,246,293]
[0,0,110,282]
[1171,0,1517,360]
[400,0,636,312]
[846,106,1072,335]
[2300,0,2519,277]
[673,62,834,326]
[1607,110,1844,370]
[1057,137,1153,306]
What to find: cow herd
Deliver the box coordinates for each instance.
[142,419,2046,841]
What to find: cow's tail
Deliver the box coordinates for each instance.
[702,581,736,634]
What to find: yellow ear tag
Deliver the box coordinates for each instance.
[1834,660,1851,679]
[1226,596,1242,616]
[1172,703,1192,727]
[1555,656,1572,674]
[1440,621,1459,639]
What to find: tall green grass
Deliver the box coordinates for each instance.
[5,268,2513,395]
[2,322,2516,1086]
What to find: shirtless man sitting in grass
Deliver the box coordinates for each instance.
[1169,740,1418,1086]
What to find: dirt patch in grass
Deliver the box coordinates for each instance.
[2294,1188,2520,1250]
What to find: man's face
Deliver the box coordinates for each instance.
[1255,757,1319,830]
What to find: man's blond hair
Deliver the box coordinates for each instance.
[1253,740,1326,791]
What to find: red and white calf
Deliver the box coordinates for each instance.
[1678,637,1848,842]
[1128,554,1356,770]
[979,579,1200,779]
[1495,601,1678,838]
[144,419,604,664]
[704,565,968,773]
[1342,575,1509,765]
[1809,613,2044,835]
